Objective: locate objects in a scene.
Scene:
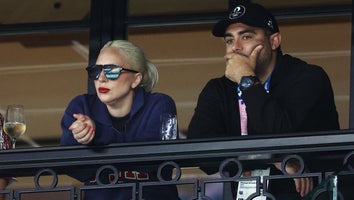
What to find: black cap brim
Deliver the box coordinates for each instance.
[212,19,234,37]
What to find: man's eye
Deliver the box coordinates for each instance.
[242,35,252,40]
[225,38,233,45]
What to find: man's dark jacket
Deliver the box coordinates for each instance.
[188,53,340,199]
[189,54,339,137]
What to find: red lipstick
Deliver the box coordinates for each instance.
[98,87,110,93]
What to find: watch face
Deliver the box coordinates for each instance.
[241,78,252,88]
[240,76,259,91]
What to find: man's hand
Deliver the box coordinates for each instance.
[224,45,263,83]
[274,161,313,197]
[69,113,95,144]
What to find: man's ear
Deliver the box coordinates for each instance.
[132,73,142,89]
[270,32,282,50]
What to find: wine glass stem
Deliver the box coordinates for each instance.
[11,138,16,149]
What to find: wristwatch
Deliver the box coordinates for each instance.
[239,76,260,91]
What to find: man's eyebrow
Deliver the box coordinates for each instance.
[223,33,233,38]
[238,28,257,35]
[223,28,257,38]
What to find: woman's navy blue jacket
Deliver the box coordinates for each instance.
[60,87,180,200]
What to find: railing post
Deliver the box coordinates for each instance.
[349,0,354,129]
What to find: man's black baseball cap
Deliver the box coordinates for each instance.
[212,1,279,37]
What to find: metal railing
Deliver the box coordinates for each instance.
[0,130,354,199]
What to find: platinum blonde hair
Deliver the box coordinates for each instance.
[102,40,158,92]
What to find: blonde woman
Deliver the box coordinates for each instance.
[60,40,180,200]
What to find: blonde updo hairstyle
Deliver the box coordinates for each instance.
[102,40,158,92]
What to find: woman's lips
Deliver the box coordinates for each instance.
[98,87,110,93]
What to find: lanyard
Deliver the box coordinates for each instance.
[237,71,273,135]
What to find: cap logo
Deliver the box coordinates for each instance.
[267,19,274,30]
[229,5,246,20]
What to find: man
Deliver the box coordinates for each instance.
[188,0,339,199]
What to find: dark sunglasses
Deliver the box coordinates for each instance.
[86,64,139,80]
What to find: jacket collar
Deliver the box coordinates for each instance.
[92,87,147,126]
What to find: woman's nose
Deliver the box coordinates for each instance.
[97,69,107,82]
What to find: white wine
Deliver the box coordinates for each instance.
[3,122,26,139]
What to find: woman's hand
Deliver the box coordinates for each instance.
[69,113,95,144]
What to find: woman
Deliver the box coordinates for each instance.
[60,40,179,200]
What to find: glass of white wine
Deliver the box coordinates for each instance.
[3,105,26,149]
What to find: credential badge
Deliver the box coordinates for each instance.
[229,5,246,20]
